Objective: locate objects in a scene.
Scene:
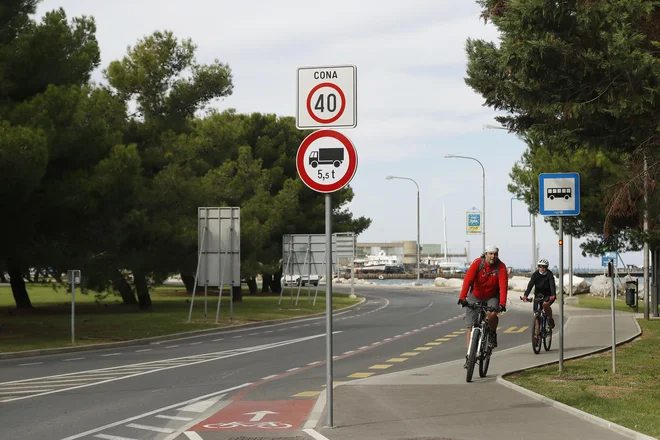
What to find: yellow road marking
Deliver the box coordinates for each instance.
[348,372,374,378]
[414,347,432,351]
[452,330,466,334]
[426,342,442,346]
[386,358,408,362]
[322,381,347,387]
[369,364,393,369]
[443,334,459,338]
[435,338,451,341]
[504,326,529,333]
[292,391,321,397]
[400,352,420,356]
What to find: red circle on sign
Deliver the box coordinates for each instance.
[306,83,346,124]
[296,130,358,193]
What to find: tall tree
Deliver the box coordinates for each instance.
[465,1,659,263]
[104,30,234,308]
[0,3,112,308]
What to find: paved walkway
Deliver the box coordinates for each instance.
[307,303,656,440]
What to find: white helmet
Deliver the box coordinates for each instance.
[537,258,549,267]
[484,245,499,253]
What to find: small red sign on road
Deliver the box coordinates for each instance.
[189,399,316,431]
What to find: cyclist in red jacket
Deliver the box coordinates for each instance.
[458,245,508,351]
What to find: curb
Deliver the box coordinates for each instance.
[496,377,654,440]
[497,315,650,440]
[0,296,367,361]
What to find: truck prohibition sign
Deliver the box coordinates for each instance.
[296,130,357,193]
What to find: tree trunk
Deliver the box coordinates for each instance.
[112,269,138,305]
[232,285,243,302]
[181,273,195,293]
[133,270,152,310]
[7,257,32,309]
[261,273,272,292]
[246,276,257,295]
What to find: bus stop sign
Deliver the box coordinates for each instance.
[539,173,580,216]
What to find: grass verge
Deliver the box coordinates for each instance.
[506,296,660,438]
[0,284,360,353]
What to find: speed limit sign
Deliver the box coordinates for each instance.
[296,65,357,129]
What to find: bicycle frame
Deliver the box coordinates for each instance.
[465,301,498,382]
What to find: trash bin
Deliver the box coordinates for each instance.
[625,280,638,311]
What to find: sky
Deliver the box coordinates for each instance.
[36,0,644,270]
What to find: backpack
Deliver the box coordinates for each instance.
[469,256,500,294]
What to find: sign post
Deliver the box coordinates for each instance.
[297,63,358,429]
[67,270,81,345]
[539,172,581,373]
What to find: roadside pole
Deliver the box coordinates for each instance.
[296,64,358,428]
[609,259,617,373]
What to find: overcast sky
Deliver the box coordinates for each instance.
[37,0,643,270]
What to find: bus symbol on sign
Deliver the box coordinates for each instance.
[547,187,572,200]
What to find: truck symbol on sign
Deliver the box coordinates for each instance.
[547,187,572,200]
[309,148,344,168]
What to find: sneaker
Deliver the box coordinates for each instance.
[489,333,498,348]
[548,318,555,329]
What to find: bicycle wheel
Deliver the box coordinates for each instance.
[466,328,480,383]
[543,326,553,351]
[531,316,542,354]
[478,328,492,377]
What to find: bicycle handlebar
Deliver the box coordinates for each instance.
[520,295,544,303]
[464,302,500,313]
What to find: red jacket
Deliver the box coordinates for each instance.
[459,257,508,306]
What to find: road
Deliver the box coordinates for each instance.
[0,285,532,440]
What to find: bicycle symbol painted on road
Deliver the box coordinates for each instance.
[203,421,293,429]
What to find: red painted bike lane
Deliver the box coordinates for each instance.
[189,399,316,432]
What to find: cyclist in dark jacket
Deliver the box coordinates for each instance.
[522,258,556,329]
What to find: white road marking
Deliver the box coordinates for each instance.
[18,362,43,366]
[125,423,174,433]
[261,375,278,380]
[63,357,85,362]
[155,415,193,421]
[304,428,331,439]
[177,396,224,413]
[164,345,180,349]
[94,434,138,440]
[286,367,300,372]
[135,349,152,352]
[59,387,245,440]
[101,353,122,357]
[183,432,204,440]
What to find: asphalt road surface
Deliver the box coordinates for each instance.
[0,285,532,440]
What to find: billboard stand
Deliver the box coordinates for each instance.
[295,247,310,305]
[188,226,208,322]
[279,241,293,305]
[188,207,240,323]
[215,247,229,324]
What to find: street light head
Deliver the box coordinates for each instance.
[385,176,394,180]
[444,154,456,158]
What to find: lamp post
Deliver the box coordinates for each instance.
[444,155,486,253]
[385,176,420,285]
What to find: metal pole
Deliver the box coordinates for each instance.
[643,153,650,320]
[531,214,537,272]
[71,275,75,345]
[325,194,334,428]
[610,259,617,373]
[558,218,564,372]
[416,186,420,285]
[569,235,573,297]
[482,164,486,253]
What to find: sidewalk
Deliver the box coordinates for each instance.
[308,304,655,440]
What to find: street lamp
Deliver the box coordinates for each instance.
[385,175,420,285]
[444,154,486,253]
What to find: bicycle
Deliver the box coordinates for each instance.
[521,295,552,354]
[464,301,500,383]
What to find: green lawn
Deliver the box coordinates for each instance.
[572,294,649,314]
[0,284,360,353]
[506,295,660,438]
